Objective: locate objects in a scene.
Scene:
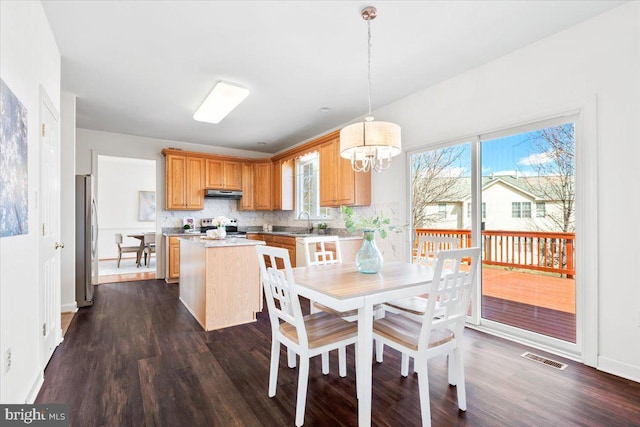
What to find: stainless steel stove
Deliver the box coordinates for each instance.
[200,218,246,236]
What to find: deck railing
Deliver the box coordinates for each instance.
[414,228,575,277]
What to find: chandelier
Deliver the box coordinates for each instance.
[340,6,401,173]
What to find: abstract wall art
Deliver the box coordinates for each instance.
[0,78,29,237]
[138,191,156,221]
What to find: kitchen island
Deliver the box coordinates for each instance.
[179,236,265,331]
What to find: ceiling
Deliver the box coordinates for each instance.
[42,1,624,154]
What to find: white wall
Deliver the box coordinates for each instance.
[60,91,76,312]
[0,1,61,403]
[368,2,640,380]
[96,156,156,259]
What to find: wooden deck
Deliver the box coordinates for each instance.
[481,267,576,342]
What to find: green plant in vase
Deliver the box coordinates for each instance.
[341,206,403,273]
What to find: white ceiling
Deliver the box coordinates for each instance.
[42,1,624,154]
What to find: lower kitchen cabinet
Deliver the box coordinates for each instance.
[165,236,181,283]
[247,233,296,267]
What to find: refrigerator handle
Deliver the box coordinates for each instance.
[91,198,99,257]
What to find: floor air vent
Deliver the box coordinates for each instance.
[520,352,568,370]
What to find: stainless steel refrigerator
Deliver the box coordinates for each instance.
[76,174,98,307]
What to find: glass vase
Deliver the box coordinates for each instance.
[356,230,383,274]
[216,226,226,239]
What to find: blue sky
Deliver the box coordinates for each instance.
[482,132,542,176]
[449,130,559,178]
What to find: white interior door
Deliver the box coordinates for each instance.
[39,91,61,365]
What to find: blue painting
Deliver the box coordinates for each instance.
[0,78,29,237]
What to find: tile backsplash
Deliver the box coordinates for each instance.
[158,198,338,230]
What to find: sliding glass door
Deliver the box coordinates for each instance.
[409,116,578,353]
[480,120,576,344]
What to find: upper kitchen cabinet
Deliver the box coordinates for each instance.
[164,152,204,210]
[238,162,254,210]
[319,136,371,207]
[272,159,294,211]
[253,161,272,210]
[204,159,242,190]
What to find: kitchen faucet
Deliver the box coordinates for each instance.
[298,211,313,233]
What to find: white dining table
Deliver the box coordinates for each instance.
[291,261,436,426]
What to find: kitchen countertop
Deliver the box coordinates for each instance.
[163,231,206,237]
[246,231,362,241]
[178,235,266,248]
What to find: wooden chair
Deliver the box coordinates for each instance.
[140,232,156,267]
[256,245,357,427]
[384,235,460,320]
[373,247,481,427]
[115,233,142,268]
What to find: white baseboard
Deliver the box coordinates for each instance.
[598,356,640,383]
[25,370,44,404]
[61,303,78,313]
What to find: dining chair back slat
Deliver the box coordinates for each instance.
[415,234,459,266]
[301,236,342,266]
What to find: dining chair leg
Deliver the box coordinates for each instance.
[338,346,346,377]
[375,339,384,363]
[288,348,297,368]
[321,352,329,375]
[268,340,280,397]
[295,357,310,427]
[117,253,122,268]
[417,368,432,427]
[401,353,410,377]
[447,352,456,386]
[454,348,467,411]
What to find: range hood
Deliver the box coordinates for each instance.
[205,189,243,199]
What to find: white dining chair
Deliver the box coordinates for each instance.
[383,235,460,321]
[372,247,480,427]
[256,245,358,427]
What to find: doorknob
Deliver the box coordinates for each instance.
[55,242,65,249]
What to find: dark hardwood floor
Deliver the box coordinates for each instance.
[37,280,640,426]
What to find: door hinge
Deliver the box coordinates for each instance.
[42,323,46,336]
[42,223,46,236]
[42,124,46,137]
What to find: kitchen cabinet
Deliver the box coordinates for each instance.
[205,159,242,190]
[165,236,181,283]
[319,137,371,207]
[239,162,254,210]
[253,162,272,210]
[165,153,204,210]
[247,233,296,267]
[272,159,294,211]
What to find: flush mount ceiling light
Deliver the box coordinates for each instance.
[340,6,401,173]
[193,81,249,124]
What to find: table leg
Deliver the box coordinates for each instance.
[357,301,373,426]
[137,239,144,267]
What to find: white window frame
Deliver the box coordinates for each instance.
[295,153,329,220]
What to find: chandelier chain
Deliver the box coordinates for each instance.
[367,18,372,118]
